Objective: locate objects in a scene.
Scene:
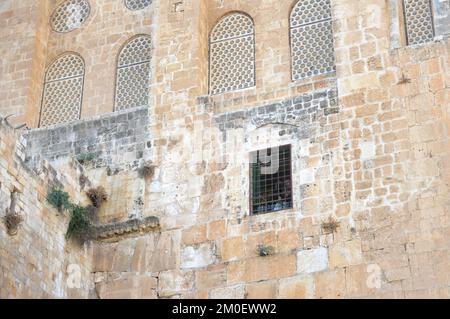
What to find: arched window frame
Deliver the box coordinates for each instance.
[209,12,256,95]
[289,0,336,82]
[39,52,85,128]
[114,34,152,112]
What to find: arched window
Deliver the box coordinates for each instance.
[290,0,336,81]
[403,0,434,45]
[209,13,256,95]
[40,53,85,127]
[115,35,152,111]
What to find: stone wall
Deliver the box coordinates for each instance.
[23,106,151,171]
[1,0,450,299]
[0,117,93,298]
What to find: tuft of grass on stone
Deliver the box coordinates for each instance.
[46,188,71,213]
[257,244,275,257]
[76,152,96,165]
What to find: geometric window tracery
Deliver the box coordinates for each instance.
[115,35,152,111]
[290,0,336,81]
[403,0,435,45]
[40,53,85,128]
[124,0,153,11]
[50,0,91,33]
[209,13,256,95]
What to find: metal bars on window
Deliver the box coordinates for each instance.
[250,145,293,215]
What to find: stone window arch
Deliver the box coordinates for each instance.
[290,0,336,81]
[402,0,435,45]
[40,53,85,127]
[209,12,256,95]
[115,35,152,111]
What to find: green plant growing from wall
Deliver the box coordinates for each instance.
[66,205,92,243]
[46,188,71,213]
[76,152,96,165]
[257,244,275,257]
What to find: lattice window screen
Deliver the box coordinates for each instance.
[290,0,336,81]
[115,35,152,111]
[50,0,91,33]
[40,54,85,127]
[209,13,256,95]
[125,0,152,11]
[403,0,435,45]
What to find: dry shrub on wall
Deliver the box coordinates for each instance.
[4,211,24,236]
[321,216,340,234]
[86,187,108,208]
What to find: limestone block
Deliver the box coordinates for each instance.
[145,230,181,272]
[245,281,277,299]
[297,247,328,274]
[278,275,315,299]
[314,269,346,299]
[195,264,227,290]
[181,242,217,269]
[210,285,246,299]
[227,254,297,284]
[158,270,194,297]
[329,239,363,269]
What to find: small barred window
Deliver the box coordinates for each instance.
[403,0,435,45]
[125,0,152,11]
[50,0,90,33]
[115,35,152,111]
[250,145,293,215]
[40,53,85,127]
[209,13,256,95]
[290,0,336,81]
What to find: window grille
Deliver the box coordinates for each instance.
[50,0,90,33]
[290,0,336,81]
[403,0,434,45]
[125,0,152,11]
[250,145,293,215]
[40,53,85,127]
[209,13,256,95]
[115,35,152,111]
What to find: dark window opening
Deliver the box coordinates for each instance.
[250,145,293,215]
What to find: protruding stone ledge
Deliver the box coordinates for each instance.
[93,216,160,242]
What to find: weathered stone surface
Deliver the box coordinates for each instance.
[329,240,363,269]
[278,275,315,299]
[181,242,217,269]
[297,247,328,274]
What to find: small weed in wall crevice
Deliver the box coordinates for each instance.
[257,244,275,257]
[138,161,156,180]
[4,210,24,236]
[46,188,71,213]
[321,216,340,234]
[86,187,108,208]
[76,152,96,166]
